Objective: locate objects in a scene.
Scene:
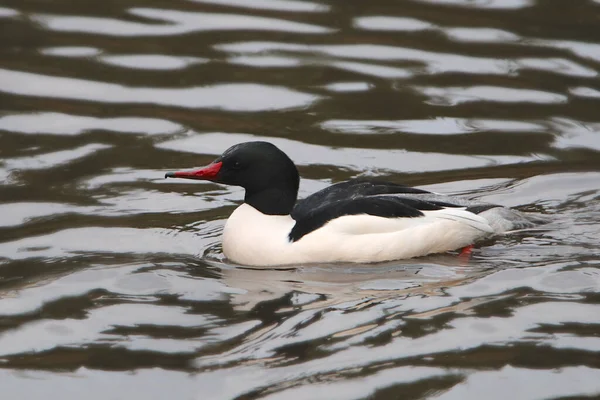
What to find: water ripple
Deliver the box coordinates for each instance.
[157,132,545,173]
[0,69,320,111]
[33,8,333,36]
[417,85,568,105]
[1,0,600,398]
[190,0,330,12]
[0,113,183,136]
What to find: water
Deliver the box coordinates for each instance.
[1,0,600,398]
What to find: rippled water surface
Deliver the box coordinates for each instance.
[2,0,600,398]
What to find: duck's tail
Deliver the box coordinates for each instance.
[478,207,551,234]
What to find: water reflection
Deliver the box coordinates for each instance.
[416,85,567,105]
[0,113,183,136]
[0,69,320,111]
[99,55,209,70]
[570,86,600,99]
[354,16,435,32]
[0,7,18,17]
[416,0,534,9]
[157,132,545,173]
[190,0,330,13]
[1,143,111,183]
[34,8,333,36]
[216,42,512,75]
[321,118,546,135]
[219,259,483,311]
[436,366,600,400]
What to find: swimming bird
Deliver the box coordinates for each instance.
[165,141,544,267]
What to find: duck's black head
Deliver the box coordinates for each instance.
[165,141,300,215]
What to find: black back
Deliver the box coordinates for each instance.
[292,179,431,220]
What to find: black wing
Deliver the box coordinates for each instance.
[293,179,500,219]
[289,194,465,242]
[292,179,432,220]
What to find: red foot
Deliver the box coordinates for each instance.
[459,244,474,257]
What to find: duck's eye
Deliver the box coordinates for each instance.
[231,161,242,170]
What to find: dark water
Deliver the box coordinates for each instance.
[1,0,600,398]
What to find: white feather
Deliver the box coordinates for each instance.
[222,204,494,267]
[423,207,494,234]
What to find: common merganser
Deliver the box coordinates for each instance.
[165,141,544,267]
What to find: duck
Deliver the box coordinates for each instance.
[165,141,544,267]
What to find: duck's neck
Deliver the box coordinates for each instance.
[244,186,298,216]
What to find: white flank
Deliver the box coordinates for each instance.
[222,204,495,267]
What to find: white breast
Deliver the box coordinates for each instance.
[222,204,296,266]
[222,204,494,267]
